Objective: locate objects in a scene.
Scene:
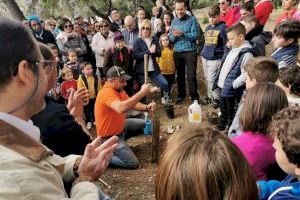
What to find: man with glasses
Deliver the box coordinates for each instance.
[169,0,201,104]
[122,15,139,49]
[95,66,157,169]
[27,15,57,46]
[0,16,117,199]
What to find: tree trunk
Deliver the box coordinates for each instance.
[2,0,25,21]
[89,5,110,22]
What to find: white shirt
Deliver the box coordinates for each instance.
[0,112,41,142]
[144,38,155,71]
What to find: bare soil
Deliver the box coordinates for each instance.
[95,8,281,200]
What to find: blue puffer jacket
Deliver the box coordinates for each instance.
[169,14,200,52]
[218,42,258,97]
[258,175,300,200]
[132,37,161,74]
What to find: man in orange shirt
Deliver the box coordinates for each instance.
[95,66,157,169]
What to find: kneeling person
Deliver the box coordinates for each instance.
[95,66,157,169]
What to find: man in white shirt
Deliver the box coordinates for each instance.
[0,16,117,199]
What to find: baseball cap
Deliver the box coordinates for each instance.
[106,66,132,80]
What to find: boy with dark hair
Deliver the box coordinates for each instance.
[258,106,300,199]
[272,19,300,69]
[228,57,279,137]
[276,65,300,105]
[77,62,102,129]
[201,4,227,107]
[216,22,257,131]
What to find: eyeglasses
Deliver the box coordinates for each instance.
[64,24,72,28]
[13,60,40,76]
[43,60,57,75]
[100,25,108,28]
[31,23,39,27]
[142,27,151,31]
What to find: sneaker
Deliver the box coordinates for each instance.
[212,99,220,109]
[176,97,185,104]
[87,122,92,130]
[205,97,212,104]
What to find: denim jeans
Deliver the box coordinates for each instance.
[201,57,221,100]
[109,118,145,169]
[136,71,170,93]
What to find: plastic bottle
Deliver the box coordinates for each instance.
[143,112,153,135]
[188,100,202,123]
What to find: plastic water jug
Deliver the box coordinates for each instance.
[188,100,202,123]
[143,113,153,135]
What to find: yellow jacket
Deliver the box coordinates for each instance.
[156,47,176,75]
[77,74,102,99]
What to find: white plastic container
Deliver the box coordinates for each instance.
[188,100,202,123]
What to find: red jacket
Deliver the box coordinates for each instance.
[275,8,298,26]
[61,80,77,99]
[227,6,241,27]
[255,0,273,26]
[220,7,232,27]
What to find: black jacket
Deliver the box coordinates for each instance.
[32,97,91,157]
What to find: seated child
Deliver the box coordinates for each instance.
[61,67,77,100]
[107,33,134,96]
[77,62,102,129]
[64,49,81,79]
[155,126,258,200]
[216,22,256,131]
[228,57,279,137]
[201,4,227,108]
[276,65,300,106]
[232,83,288,180]
[240,14,272,56]
[258,106,300,200]
[271,19,300,69]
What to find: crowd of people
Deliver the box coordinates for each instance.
[1,0,300,199]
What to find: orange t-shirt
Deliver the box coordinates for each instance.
[95,83,129,137]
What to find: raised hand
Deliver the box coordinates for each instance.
[78,136,118,180]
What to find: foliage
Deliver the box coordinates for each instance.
[192,0,218,9]
[16,0,207,20]
[201,16,209,24]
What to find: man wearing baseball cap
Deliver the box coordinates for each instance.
[95,66,158,169]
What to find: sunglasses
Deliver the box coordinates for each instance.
[100,25,108,28]
[219,2,226,5]
[142,27,151,31]
[49,24,56,27]
[64,24,72,28]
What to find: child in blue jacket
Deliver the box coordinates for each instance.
[258,106,300,200]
